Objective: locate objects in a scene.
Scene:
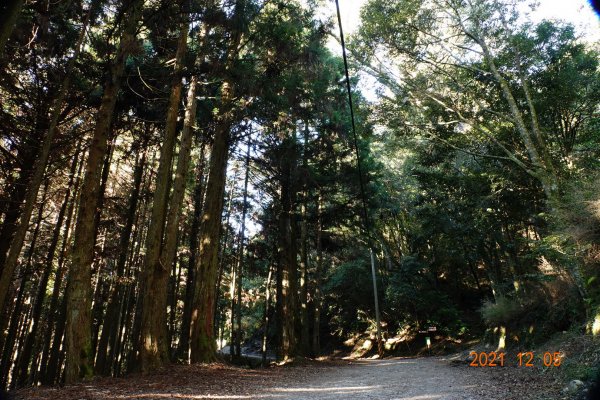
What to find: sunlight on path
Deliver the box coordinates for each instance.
[258,358,483,400]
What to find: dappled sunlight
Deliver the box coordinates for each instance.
[498,326,506,350]
[117,394,255,399]
[270,385,378,393]
[592,313,600,335]
[357,359,418,367]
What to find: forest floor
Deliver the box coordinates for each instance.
[12,354,574,400]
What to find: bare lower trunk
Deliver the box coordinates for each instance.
[190,120,231,363]
[278,136,298,360]
[138,20,188,372]
[185,0,243,365]
[16,146,80,386]
[95,138,147,375]
[262,262,273,367]
[177,144,207,361]
[65,0,143,383]
[299,202,310,355]
[299,123,310,355]
[312,194,323,357]
[234,143,251,357]
[0,182,47,388]
[159,73,197,358]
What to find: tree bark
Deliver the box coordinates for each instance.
[214,172,236,346]
[16,146,81,386]
[235,142,251,357]
[177,143,207,361]
[38,148,85,384]
[261,262,273,367]
[0,181,48,388]
[0,267,29,389]
[138,19,188,372]
[95,136,148,375]
[278,135,298,360]
[312,193,323,357]
[190,116,233,363]
[299,123,310,356]
[0,150,35,281]
[160,71,197,357]
[64,0,143,383]
[0,4,93,319]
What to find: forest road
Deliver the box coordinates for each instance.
[260,357,494,400]
[15,356,558,399]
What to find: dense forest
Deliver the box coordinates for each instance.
[0,0,599,396]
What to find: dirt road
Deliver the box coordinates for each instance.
[258,357,563,400]
[264,358,486,400]
[14,356,566,400]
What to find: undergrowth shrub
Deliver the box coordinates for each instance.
[480,296,523,327]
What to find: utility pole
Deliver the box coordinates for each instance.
[334,0,383,355]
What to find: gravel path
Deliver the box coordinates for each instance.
[13,356,565,400]
[261,358,489,400]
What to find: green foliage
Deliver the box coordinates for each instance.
[480,296,523,326]
[324,256,375,336]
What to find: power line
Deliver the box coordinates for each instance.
[334,0,382,356]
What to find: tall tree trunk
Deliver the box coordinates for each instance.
[0,150,35,280]
[95,137,148,375]
[0,266,31,389]
[224,171,240,359]
[125,153,155,372]
[161,77,196,275]
[138,19,188,372]
[235,142,251,357]
[299,122,310,356]
[65,0,143,383]
[0,4,93,319]
[168,242,183,350]
[214,171,235,344]
[189,0,246,363]
[278,136,298,360]
[1,181,48,388]
[0,153,36,357]
[16,146,81,386]
[312,194,323,357]
[47,289,67,384]
[177,143,207,361]
[190,114,233,363]
[160,69,197,358]
[39,148,85,384]
[261,261,273,367]
[89,142,115,362]
[299,202,309,355]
